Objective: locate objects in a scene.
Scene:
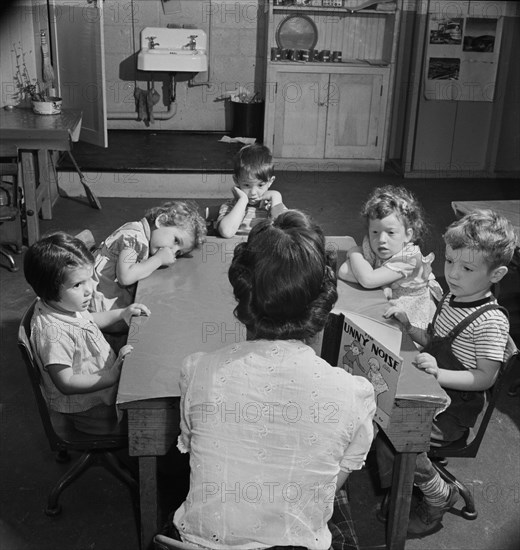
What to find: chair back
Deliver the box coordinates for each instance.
[18,299,127,450]
[429,335,519,458]
[18,300,64,450]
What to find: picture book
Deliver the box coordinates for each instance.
[325,310,403,428]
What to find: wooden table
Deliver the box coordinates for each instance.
[451,200,520,235]
[118,236,447,550]
[0,107,82,245]
[331,279,448,550]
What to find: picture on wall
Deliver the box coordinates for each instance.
[427,58,460,80]
[424,9,502,102]
[429,18,463,45]
[463,18,497,52]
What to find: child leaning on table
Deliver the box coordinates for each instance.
[24,232,150,435]
[378,209,516,537]
[92,200,206,311]
[338,185,443,330]
[163,210,376,550]
[216,143,288,238]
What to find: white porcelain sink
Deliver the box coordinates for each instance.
[137,28,208,72]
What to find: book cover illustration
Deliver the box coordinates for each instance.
[338,311,403,428]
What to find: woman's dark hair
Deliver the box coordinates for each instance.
[228,210,338,341]
[24,232,94,302]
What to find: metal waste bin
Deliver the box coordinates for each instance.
[230,100,264,142]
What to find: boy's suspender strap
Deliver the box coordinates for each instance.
[430,292,450,329]
[447,303,509,340]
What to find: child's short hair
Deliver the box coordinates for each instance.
[233,144,274,184]
[362,185,428,244]
[443,209,517,270]
[144,200,207,249]
[24,232,94,302]
[228,209,337,341]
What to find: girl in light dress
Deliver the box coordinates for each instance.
[339,185,443,329]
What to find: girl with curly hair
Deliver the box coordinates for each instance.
[338,185,443,329]
[168,210,376,550]
[92,200,206,311]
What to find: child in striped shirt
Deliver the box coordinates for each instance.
[379,209,517,537]
[216,144,287,238]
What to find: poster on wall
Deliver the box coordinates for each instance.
[424,11,502,102]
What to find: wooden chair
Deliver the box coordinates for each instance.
[18,300,138,516]
[428,336,519,519]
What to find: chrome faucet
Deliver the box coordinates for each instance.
[146,36,160,49]
[184,35,198,50]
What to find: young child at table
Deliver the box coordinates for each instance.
[378,209,516,537]
[93,200,206,311]
[338,185,443,329]
[216,144,287,238]
[163,210,376,550]
[24,232,150,435]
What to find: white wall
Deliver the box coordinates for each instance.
[104,0,267,131]
[1,0,267,133]
[0,0,48,107]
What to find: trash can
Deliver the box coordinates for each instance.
[230,100,265,142]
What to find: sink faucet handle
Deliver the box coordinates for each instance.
[146,36,160,49]
[187,35,198,49]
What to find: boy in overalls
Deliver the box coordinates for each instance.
[379,209,517,537]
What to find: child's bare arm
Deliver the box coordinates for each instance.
[92,303,150,331]
[338,259,359,283]
[47,345,133,395]
[217,187,249,238]
[349,247,403,288]
[116,247,176,286]
[414,354,501,392]
[384,306,429,345]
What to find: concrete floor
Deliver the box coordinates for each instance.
[1,173,519,550]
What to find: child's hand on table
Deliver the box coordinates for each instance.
[412,352,439,379]
[383,306,410,328]
[155,246,177,267]
[122,303,151,326]
[118,344,134,363]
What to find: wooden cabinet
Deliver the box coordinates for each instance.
[264,0,400,171]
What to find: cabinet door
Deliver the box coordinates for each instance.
[273,72,328,159]
[325,72,386,159]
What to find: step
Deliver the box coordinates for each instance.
[57,130,242,198]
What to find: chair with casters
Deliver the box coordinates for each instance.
[204,204,221,236]
[18,300,138,516]
[428,336,519,520]
[0,143,23,271]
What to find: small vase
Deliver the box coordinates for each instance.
[32,97,62,115]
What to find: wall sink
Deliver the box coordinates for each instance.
[137,28,208,73]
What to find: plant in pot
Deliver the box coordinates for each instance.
[12,42,62,115]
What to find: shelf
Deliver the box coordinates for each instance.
[273,6,396,15]
[269,59,390,67]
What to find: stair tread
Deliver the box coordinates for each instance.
[58,131,243,173]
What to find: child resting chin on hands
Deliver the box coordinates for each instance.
[24,232,150,435]
[216,144,287,238]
